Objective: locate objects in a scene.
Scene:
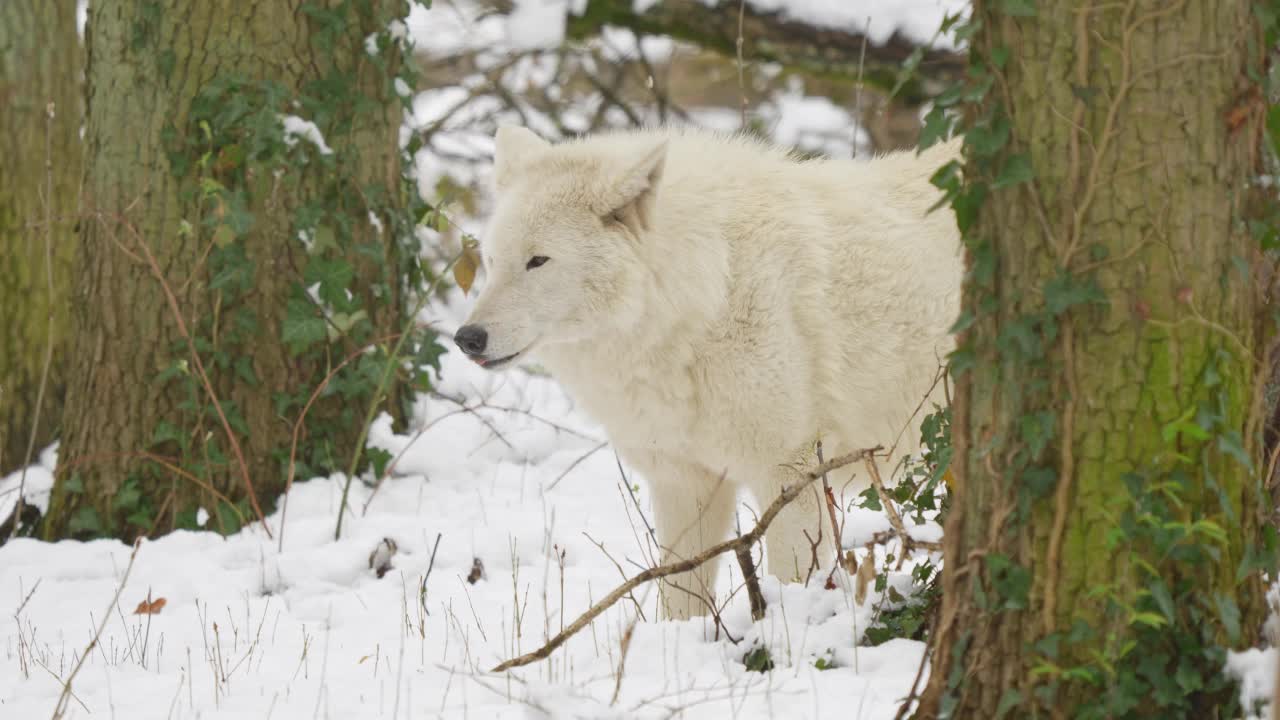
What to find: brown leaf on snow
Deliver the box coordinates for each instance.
[466,557,485,585]
[133,597,167,615]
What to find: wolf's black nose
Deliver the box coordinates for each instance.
[454,325,488,356]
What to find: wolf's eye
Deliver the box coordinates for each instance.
[526,255,550,270]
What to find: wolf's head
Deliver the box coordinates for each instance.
[454,126,667,369]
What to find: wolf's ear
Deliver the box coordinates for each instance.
[601,140,667,234]
[494,125,550,189]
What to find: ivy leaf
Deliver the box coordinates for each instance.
[918,106,954,149]
[70,506,104,536]
[1044,272,1105,315]
[367,447,393,478]
[1149,579,1175,621]
[1019,411,1055,458]
[995,689,1023,719]
[283,297,327,355]
[993,153,1034,188]
[312,225,339,255]
[304,256,355,307]
[967,116,1010,158]
[326,310,368,341]
[150,420,185,449]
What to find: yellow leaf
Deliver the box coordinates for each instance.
[943,468,956,491]
[453,246,480,294]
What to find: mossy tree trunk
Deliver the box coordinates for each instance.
[47,0,422,540]
[0,0,81,475]
[919,2,1268,717]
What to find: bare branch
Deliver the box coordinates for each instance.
[490,446,882,673]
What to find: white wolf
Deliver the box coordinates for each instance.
[457,125,962,619]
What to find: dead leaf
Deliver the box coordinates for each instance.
[942,468,956,491]
[466,557,485,585]
[841,550,858,576]
[133,596,167,615]
[453,245,480,294]
[357,655,371,664]
[855,553,876,605]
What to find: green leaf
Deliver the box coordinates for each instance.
[1044,272,1105,315]
[1019,411,1055,458]
[304,256,355,307]
[150,420,185,449]
[64,474,85,494]
[1129,611,1168,629]
[234,356,259,386]
[282,297,327,355]
[70,506,104,536]
[995,689,1023,719]
[992,153,1034,188]
[743,646,775,673]
[1148,580,1175,621]
[967,116,1010,158]
[918,107,954,150]
[367,447,393,479]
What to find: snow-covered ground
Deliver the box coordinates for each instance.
[1,284,941,718]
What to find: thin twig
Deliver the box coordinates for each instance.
[851,17,870,159]
[490,446,881,672]
[735,0,748,128]
[547,441,608,491]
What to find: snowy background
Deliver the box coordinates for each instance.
[4,1,1277,718]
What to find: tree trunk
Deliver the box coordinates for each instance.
[0,0,81,475]
[47,0,419,539]
[919,2,1267,717]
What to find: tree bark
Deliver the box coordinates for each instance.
[919,1,1267,717]
[0,0,81,475]
[47,0,412,539]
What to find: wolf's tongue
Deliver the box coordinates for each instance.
[473,357,487,366]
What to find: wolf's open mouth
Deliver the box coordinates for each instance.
[474,352,519,369]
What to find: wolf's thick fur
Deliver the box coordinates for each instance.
[462,126,963,619]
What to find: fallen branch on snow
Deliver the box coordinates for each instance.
[490,445,883,673]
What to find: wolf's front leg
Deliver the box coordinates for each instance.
[628,452,737,620]
[748,452,834,585]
